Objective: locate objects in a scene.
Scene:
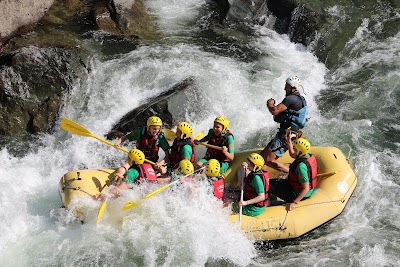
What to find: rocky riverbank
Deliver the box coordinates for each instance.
[0,0,391,139]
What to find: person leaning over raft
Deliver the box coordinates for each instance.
[260,76,308,173]
[232,153,269,217]
[200,159,225,199]
[195,116,234,174]
[269,137,318,211]
[114,116,170,175]
[93,149,157,200]
[157,159,195,184]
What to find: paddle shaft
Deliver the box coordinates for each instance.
[316,171,337,177]
[89,133,157,165]
[60,118,156,165]
[239,166,246,225]
[96,200,107,224]
[121,166,205,211]
[196,142,223,150]
[141,166,205,199]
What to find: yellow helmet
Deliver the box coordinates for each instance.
[177,121,193,139]
[147,116,163,129]
[293,138,311,157]
[247,153,265,172]
[205,159,220,177]
[177,159,194,175]
[128,149,145,165]
[214,116,229,130]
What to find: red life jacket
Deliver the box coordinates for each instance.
[136,127,160,162]
[205,130,234,162]
[169,138,196,168]
[243,171,269,207]
[209,176,224,199]
[131,163,157,184]
[288,154,318,191]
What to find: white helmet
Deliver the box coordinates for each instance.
[286,76,302,89]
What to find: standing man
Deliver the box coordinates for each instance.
[261,76,308,173]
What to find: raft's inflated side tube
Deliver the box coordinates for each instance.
[59,168,116,209]
[225,147,357,241]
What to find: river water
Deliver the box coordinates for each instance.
[1,0,400,266]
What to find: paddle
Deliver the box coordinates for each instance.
[164,128,176,142]
[316,171,337,177]
[164,129,204,142]
[96,175,121,224]
[239,166,246,226]
[193,132,204,141]
[121,166,205,211]
[193,131,228,150]
[195,142,223,150]
[96,199,108,224]
[60,118,156,165]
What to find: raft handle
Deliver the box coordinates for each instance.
[61,172,82,192]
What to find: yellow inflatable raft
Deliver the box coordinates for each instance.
[59,146,357,241]
[224,146,357,241]
[59,168,116,209]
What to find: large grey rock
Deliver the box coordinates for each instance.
[106,77,196,139]
[0,46,87,135]
[0,0,53,44]
[94,0,159,40]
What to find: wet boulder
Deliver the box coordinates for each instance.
[0,45,87,135]
[94,0,159,40]
[106,77,196,139]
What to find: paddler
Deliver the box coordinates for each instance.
[114,116,170,175]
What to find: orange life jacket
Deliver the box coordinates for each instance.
[288,154,318,191]
[131,163,157,184]
[244,171,270,207]
[169,138,196,168]
[209,176,224,199]
[136,127,160,162]
[205,130,233,162]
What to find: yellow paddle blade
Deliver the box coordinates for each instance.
[193,132,204,141]
[164,129,176,142]
[96,201,107,224]
[121,200,140,211]
[60,118,130,153]
[165,129,203,142]
[61,118,93,137]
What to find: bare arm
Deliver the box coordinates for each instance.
[286,133,297,158]
[222,146,234,161]
[239,192,266,206]
[288,180,310,211]
[267,98,287,116]
[114,134,129,148]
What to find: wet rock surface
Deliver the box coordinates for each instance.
[0,0,380,138]
[0,46,88,135]
[106,77,196,139]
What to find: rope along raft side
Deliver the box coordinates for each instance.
[225,146,357,241]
